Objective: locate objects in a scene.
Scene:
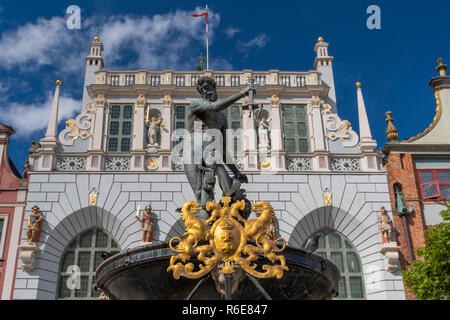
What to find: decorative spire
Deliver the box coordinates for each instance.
[314,36,337,112]
[385,111,398,142]
[356,81,377,151]
[436,58,447,76]
[44,80,62,141]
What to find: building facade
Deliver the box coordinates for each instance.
[10,37,406,300]
[0,123,27,300]
[383,58,450,300]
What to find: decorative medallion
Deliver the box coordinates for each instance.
[146,158,159,171]
[323,188,333,207]
[56,157,87,171]
[287,157,312,171]
[167,197,288,280]
[330,158,361,172]
[105,157,131,171]
[260,161,271,169]
[89,188,99,206]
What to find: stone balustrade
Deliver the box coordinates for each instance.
[95,70,321,88]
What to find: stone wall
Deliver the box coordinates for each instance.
[12,171,405,300]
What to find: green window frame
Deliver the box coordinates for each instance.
[282,105,309,153]
[306,231,366,300]
[57,228,120,300]
[174,104,189,146]
[222,105,243,154]
[107,104,134,153]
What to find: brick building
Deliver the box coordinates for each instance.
[0,123,27,299]
[383,58,450,299]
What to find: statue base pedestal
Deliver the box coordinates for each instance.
[380,242,401,272]
[146,144,160,153]
[18,242,40,272]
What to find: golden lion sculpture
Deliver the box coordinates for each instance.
[167,197,288,280]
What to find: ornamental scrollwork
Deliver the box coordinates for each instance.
[287,157,312,171]
[322,106,359,148]
[105,157,131,171]
[330,158,361,172]
[56,157,87,171]
[59,112,93,146]
[167,197,288,280]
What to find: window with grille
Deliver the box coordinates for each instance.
[306,231,366,300]
[107,104,134,153]
[282,105,309,153]
[223,105,243,154]
[173,104,189,147]
[57,228,120,300]
[417,169,450,200]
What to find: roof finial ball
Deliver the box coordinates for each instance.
[385,111,398,142]
[94,36,100,42]
[318,36,324,43]
[436,58,447,76]
[56,80,62,87]
[356,81,362,89]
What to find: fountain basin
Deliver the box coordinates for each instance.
[95,242,340,300]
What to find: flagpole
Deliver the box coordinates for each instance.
[206,4,209,70]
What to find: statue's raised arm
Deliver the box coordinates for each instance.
[190,76,255,114]
[183,76,254,219]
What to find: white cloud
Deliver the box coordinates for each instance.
[0,16,86,74]
[95,9,221,70]
[224,26,241,38]
[238,34,269,50]
[0,7,226,136]
[0,7,223,73]
[0,93,81,137]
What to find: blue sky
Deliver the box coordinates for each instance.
[0,0,448,173]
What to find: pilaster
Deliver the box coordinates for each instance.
[269,94,287,171]
[309,96,327,153]
[133,94,146,152]
[160,94,174,171]
[91,94,106,152]
[242,97,258,171]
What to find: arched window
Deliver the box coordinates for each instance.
[57,228,120,299]
[306,231,366,300]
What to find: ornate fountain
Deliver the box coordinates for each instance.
[95,77,340,300]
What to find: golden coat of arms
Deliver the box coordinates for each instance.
[167,197,288,280]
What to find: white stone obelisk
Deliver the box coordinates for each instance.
[356,82,377,152]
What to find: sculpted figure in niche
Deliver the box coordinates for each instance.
[147,116,163,146]
[378,207,393,243]
[136,205,155,243]
[27,206,43,243]
[257,117,270,149]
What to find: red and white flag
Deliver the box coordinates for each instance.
[192,6,208,24]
